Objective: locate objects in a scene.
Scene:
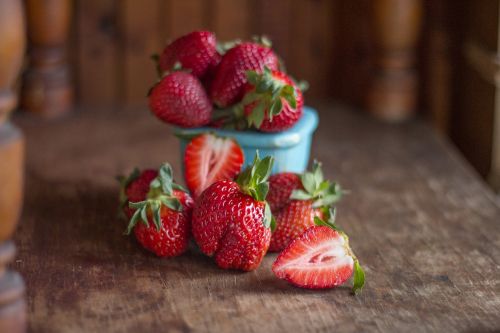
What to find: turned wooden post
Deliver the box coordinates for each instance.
[368,0,423,121]
[0,0,27,332]
[21,0,73,117]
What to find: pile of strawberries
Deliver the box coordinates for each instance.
[119,31,365,293]
[148,31,304,132]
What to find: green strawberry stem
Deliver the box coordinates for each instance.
[125,163,186,235]
[290,160,343,208]
[117,168,140,219]
[244,66,297,129]
[314,209,365,295]
[236,151,274,228]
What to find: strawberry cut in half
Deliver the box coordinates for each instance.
[184,133,244,198]
[272,209,365,293]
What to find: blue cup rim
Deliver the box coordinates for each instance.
[173,106,318,148]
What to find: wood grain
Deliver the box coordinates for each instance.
[121,0,162,105]
[12,103,500,332]
[75,0,118,106]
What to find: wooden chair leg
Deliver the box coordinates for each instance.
[21,0,73,118]
[0,0,27,332]
[368,0,423,121]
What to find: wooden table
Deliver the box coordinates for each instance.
[12,103,500,332]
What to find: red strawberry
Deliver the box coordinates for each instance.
[118,168,158,218]
[266,172,301,212]
[149,71,212,128]
[125,163,194,257]
[270,200,324,252]
[184,133,244,198]
[210,42,279,108]
[159,31,221,78]
[268,161,343,252]
[272,210,365,292]
[243,68,303,132]
[192,153,274,271]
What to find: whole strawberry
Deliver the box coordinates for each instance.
[149,71,212,128]
[273,209,365,293]
[125,163,194,257]
[268,161,342,252]
[118,168,158,218]
[266,172,301,212]
[210,42,279,108]
[243,67,303,132]
[159,30,221,78]
[192,153,274,271]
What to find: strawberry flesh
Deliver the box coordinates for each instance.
[184,134,244,198]
[272,226,354,289]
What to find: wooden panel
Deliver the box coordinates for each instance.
[255,0,293,68]
[451,1,499,177]
[168,0,207,38]
[289,0,337,98]
[211,0,251,41]
[121,0,162,105]
[76,0,118,106]
[332,0,373,106]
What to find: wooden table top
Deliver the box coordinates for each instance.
[13,103,500,332]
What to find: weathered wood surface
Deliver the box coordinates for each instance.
[12,103,500,332]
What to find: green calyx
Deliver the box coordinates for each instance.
[236,151,275,228]
[117,168,140,220]
[314,208,365,295]
[216,38,242,54]
[290,160,343,208]
[251,35,272,48]
[244,66,297,129]
[125,163,187,235]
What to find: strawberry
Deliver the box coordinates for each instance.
[118,168,158,218]
[159,31,221,78]
[210,42,279,108]
[184,133,244,198]
[149,71,212,128]
[268,161,343,252]
[192,153,274,271]
[266,172,301,212]
[272,209,365,292]
[125,163,194,257]
[243,67,303,132]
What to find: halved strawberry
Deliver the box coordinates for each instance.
[184,133,244,197]
[272,209,365,293]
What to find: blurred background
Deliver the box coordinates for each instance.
[5,0,500,192]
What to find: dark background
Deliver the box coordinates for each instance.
[67,0,498,185]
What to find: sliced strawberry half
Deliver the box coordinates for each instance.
[272,210,365,293]
[184,133,244,197]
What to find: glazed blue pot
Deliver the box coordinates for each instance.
[173,106,319,174]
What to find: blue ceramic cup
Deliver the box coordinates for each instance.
[173,106,319,174]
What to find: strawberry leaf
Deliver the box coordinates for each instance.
[290,189,313,200]
[352,260,365,295]
[236,151,275,228]
[117,168,140,219]
[263,202,273,228]
[270,215,277,232]
[124,162,185,235]
[255,182,269,202]
[293,161,343,208]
